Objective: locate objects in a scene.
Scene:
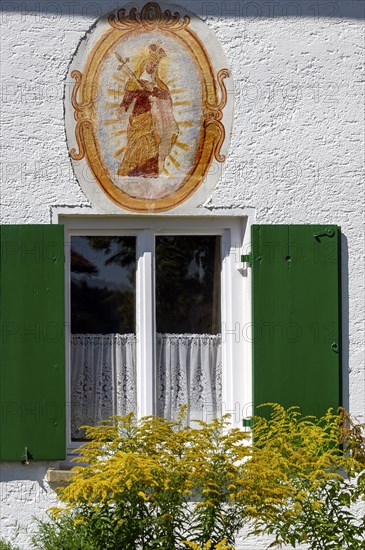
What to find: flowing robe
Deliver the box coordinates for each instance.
[117,81,178,178]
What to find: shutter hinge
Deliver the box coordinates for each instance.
[241,253,252,269]
[242,418,254,429]
[313,228,336,242]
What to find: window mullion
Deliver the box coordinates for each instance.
[136,229,155,418]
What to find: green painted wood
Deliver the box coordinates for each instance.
[0,225,65,460]
[252,225,341,418]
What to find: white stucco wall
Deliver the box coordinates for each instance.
[1,1,364,548]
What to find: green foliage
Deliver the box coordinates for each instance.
[242,404,365,549]
[33,515,97,550]
[34,411,249,550]
[183,539,232,549]
[33,405,365,550]
[0,540,20,550]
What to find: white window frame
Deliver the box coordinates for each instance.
[63,216,252,450]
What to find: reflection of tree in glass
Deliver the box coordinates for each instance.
[86,237,135,275]
[71,237,136,334]
[156,236,221,334]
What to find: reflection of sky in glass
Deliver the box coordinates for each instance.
[96,31,203,182]
[71,237,135,291]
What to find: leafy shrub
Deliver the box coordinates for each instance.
[32,515,96,550]
[183,540,232,549]
[0,540,20,550]
[241,404,365,549]
[33,405,365,550]
[35,411,250,549]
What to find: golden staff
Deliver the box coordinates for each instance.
[114,52,144,89]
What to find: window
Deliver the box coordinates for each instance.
[0,222,341,461]
[70,236,137,441]
[64,217,249,447]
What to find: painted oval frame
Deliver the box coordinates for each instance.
[66,2,233,213]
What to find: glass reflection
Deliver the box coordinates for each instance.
[71,236,136,334]
[155,235,222,424]
[70,236,137,440]
[155,236,221,334]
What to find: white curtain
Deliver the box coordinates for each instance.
[71,334,137,440]
[71,333,222,439]
[156,334,222,423]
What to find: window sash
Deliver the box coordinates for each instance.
[63,217,250,449]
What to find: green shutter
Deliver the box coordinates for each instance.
[252,225,341,418]
[0,225,65,460]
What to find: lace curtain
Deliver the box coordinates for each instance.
[156,334,222,424]
[71,333,222,440]
[71,334,137,440]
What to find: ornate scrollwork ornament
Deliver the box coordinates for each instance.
[109,2,191,31]
[66,2,233,213]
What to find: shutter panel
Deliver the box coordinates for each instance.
[252,225,341,418]
[0,225,65,460]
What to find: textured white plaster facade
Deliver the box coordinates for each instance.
[0,1,364,548]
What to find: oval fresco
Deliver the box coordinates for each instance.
[66,2,233,213]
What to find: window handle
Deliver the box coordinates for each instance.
[21,447,33,465]
[241,254,252,271]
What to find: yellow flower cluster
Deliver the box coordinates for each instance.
[183,538,232,549]
[47,405,364,549]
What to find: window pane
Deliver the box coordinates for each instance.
[70,236,137,440]
[155,236,221,334]
[155,236,222,424]
[71,236,136,334]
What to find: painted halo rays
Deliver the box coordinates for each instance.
[67,2,231,213]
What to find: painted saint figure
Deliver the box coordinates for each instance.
[117,44,179,178]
